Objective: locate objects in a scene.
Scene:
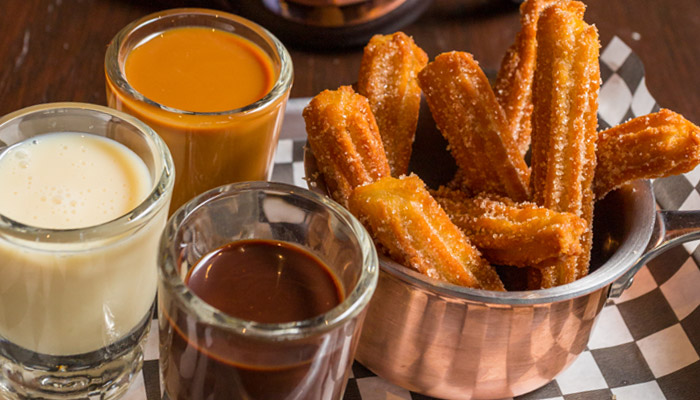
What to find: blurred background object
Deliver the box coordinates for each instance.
[0,0,696,124]
[227,0,433,48]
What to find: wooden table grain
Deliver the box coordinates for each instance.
[0,0,697,123]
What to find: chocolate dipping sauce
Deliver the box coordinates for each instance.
[161,240,349,400]
[186,240,343,323]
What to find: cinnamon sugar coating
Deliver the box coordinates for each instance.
[348,175,505,291]
[595,109,700,199]
[418,51,530,202]
[529,1,600,288]
[432,187,586,267]
[303,22,699,291]
[303,86,391,207]
[495,0,565,157]
[357,32,428,177]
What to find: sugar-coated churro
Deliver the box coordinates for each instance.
[529,1,600,288]
[348,175,505,291]
[431,186,586,267]
[495,0,564,157]
[304,6,698,292]
[594,109,700,198]
[303,86,391,207]
[418,51,530,202]
[357,32,428,177]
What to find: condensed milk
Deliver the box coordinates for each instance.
[0,132,151,229]
[0,103,174,400]
[0,132,156,355]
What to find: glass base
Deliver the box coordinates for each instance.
[0,305,153,400]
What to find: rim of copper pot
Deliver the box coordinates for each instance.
[373,179,656,305]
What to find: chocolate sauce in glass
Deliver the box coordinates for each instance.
[161,240,347,400]
[186,240,342,323]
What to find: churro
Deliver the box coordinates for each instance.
[529,1,600,288]
[432,186,586,267]
[495,0,563,156]
[303,7,700,292]
[303,86,391,207]
[348,175,505,291]
[357,32,428,177]
[594,109,700,198]
[417,51,530,202]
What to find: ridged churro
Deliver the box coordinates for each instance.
[357,32,428,177]
[348,175,505,291]
[495,0,563,156]
[303,8,699,292]
[432,186,587,267]
[594,109,700,198]
[303,86,391,206]
[529,1,600,288]
[417,51,530,202]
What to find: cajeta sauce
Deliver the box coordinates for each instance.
[124,27,274,113]
[107,27,289,214]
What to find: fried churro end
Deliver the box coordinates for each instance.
[432,186,587,268]
[528,1,600,288]
[496,0,569,157]
[595,109,700,198]
[418,51,530,202]
[348,175,505,291]
[357,32,428,177]
[303,86,391,206]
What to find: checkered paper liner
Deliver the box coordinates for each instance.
[124,37,699,400]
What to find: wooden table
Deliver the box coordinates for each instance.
[1,2,699,400]
[0,0,697,123]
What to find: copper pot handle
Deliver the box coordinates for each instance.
[609,210,700,297]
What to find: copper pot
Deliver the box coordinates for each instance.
[304,151,700,399]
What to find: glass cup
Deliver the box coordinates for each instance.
[0,103,174,399]
[105,8,294,214]
[158,182,378,400]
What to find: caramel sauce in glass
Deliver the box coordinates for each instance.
[107,27,289,214]
[124,27,274,113]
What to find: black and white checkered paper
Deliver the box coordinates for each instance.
[124,37,699,400]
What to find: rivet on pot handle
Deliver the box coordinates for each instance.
[609,210,700,298]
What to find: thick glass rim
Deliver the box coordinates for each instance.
[159,181,379,340]
[105,8,294,116]
[0,102,175,243]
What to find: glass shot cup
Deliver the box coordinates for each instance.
[158,182,379,400]
[0,103,174,399]
[105,8,294,214]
